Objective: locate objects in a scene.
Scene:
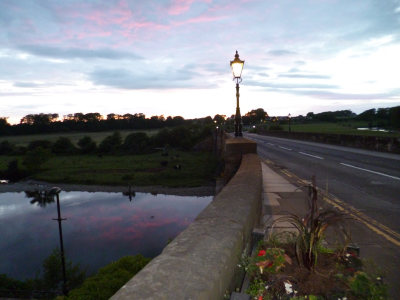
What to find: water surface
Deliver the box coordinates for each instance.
[0,191,212,280]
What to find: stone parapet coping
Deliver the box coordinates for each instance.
[111,153,262,300]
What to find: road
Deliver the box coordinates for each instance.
[246,133,400,236]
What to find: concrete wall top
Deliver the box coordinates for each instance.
[111,154,262,300]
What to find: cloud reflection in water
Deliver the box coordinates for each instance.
[0,191,212,280]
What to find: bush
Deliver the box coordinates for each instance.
[52,137,77,155]
[27,139,53,151]
[4,158,28,181]
[123,132,150,154]
[268,124,284,131]
[0,140,14,155]
[22,146,52,171]
[98,131,122,154]
[77,136,97,154]
[66,255,151,300]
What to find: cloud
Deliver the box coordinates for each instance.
[17,45,144,60]
[88,66,216,90]
[268,50,297,56]
[278,74,331,79]
[282,89,400,101]
[245,80,339,90]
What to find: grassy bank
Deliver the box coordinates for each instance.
[0,150,219,188]
[279,122,400,137]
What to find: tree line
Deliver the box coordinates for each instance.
[0,113,197,136]
[305,106,400,128]
[0,109,271,137]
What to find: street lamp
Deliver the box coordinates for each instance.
[288,113,292,132]
[230,51,245,137]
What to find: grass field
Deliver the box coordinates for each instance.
[0,150,219,187]
[279,122,400,137]
[0,129,159,147]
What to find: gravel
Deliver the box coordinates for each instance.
[0,180,216,197]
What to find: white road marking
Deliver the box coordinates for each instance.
[298,152,324,160]
[267,143,275,146]
[279,146,292,151]
[340,163,400,180]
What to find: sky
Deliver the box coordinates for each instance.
[1,0,400,125]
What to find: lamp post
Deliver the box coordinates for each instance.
[288,113,292,132]
[230,51,245,137]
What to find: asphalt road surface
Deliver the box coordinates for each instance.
[246,133,400,236]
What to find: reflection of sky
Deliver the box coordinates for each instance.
[0,191,212,280]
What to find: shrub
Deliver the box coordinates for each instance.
[0,140,14,155]
[77,136,97,154]
[52,137,77,155]
[268,124,284,131]
[27,139,53,151]
[123,132,149,154]
[66,255,151,300]
[4,158,28,181]
[98,131,122,154]
[22,146,52,171]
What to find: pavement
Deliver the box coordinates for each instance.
[259,159,399,299]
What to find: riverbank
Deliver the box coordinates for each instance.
[0,179,216,197]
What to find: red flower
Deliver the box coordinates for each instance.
[258,297,263,300]
[258,250,266,256]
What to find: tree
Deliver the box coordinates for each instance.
[376,108,389,120]
[0,117,11,135]
[213,114,226,125]
[357,108,376,121]
[388,106,400,128]
[22,147,52,171]
[20,113,59,125]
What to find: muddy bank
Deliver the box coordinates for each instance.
[0,180,215,197]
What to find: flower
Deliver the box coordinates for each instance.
[258,297,263,300]
[258,250,266,256]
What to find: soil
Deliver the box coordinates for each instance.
[256,243,357,299]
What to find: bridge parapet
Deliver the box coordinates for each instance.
[224,136,257,184]
[111,153,262,300]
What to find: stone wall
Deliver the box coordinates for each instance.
[224,137,257,184]
[111,153,262,300]
[258,129,400,154]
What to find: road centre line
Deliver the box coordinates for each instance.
[340,163,400,181]
[279,146,292,151]
[298,152,324,160]
[267,143,275,146]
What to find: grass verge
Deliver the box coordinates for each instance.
[280,122,399,137]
